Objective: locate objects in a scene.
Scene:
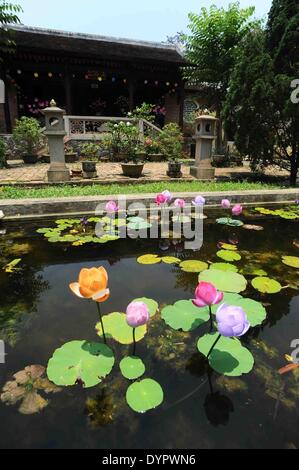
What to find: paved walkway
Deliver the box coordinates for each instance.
[0,161,288,184]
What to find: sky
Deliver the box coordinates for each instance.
[14,0,273,42]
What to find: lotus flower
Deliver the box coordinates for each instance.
[216,304,250,337]
[126,301,150,328]
[174,198,186,208]
[69,267,110,302]
[192,195,206,206]
[155,193,167,206]
[192,282,224,308]
[221,199,231,209]
[162,190,172,203]
[232,204,243,216]
[106,200,119,213]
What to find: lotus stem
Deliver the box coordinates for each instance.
[96,302,107,344]
[207,333,222,359]
[133,328,136,356]
[209,305,214,331]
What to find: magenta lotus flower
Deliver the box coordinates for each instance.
[126,301,150,328]
[192,195,206,206]
[192,282,224,308]
[106,201,119,213]
[174,198,186,208]
[155,193,167,206]
[232,204,243,216]
[162,190,172,203]
[221,199,231,209]
[216,304,250,337]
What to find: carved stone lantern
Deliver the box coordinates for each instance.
[190,114,218,180]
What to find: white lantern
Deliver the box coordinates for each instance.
[0,79,5,104]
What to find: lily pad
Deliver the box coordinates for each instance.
[216,250,241,262]
[197,332,254,377]
[180,260,209,273]
[161,256,181,264]
[218,243,238,251]
[137,254,161,265]
[133,298,158,317]
[282,256,299,269]
[210,262,238,273]
[211,293,267,327]
[96,312,147,344]
[240,265,268,276]
[47,341,115,388]
[126,378,164,413]
[198,269,247,293]
[216,218,244,227]
[120,356,145,380]
[4,258,22,273]
[252,277,282,294]
[161,300,209,332]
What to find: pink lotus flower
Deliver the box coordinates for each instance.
[221,199,231,209]
[232,204,243,216]
[192,282,224,308]
[105,201,119,213]
[162,190,172,203]
[155,193,167,205]
[174,198,186,208]
[126,301,150,328]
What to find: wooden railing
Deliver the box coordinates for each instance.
[63,115,162,141]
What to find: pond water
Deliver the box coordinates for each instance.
[0,206,298,449]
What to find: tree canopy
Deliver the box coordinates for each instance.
[0,1,22,56]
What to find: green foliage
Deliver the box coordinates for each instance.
[161,300,209,332]
[0,1,22,56]
[96,312,147,345]
[251,276,282,294]
[157,123,184,160]
[126,379,164,413]
[128,102,155,124]
[198,269,247,293]
[79,142,99,161]
[12,117,42,156]
[107,121,140,162]
[183,2,256,112]
[0,138,7,168]
[120,357,145,380]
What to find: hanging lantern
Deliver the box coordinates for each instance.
[85,74,89,80]
[155,80,159,85]
[17,69,22,75]
[48,72,53,78]
[166,81,170,86]
[144,80,148,85]
[34,72,39,78]
[98,76,103,82]
[112,77,116,83]
[123,78,127,84]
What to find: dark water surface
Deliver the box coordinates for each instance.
[0,207,298,449]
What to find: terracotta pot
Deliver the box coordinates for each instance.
[121,163,144,178]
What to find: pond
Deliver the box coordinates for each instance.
[0,205,298,449]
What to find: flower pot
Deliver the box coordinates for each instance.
[23,155,38,164]
[81,161,98,179]
[121,163,144,178]
[167,161,182,178]
[149,153,164,162]
[65,153,79,164]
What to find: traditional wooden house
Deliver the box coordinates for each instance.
[0,25,188,133]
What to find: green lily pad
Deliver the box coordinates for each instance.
[126,379,164,413]
[216,250,241,262]
[210,262,239,273]
[133,298,158,317]
[216,218,244,227]
[120,356,145,380]
[4,259,22,273]
[161,256,181,264]
[282,256,299,269]
[137,254,161,265]
[96,312,147,344]
[198,269,247,293]
[240,265,268,276]
[218,243,238,251]
[252,277,282,294]
[47,341,115,388]
[180,260,209,273]
[161,300,209,332]
[211,293,267,327]
[197,332,254,377]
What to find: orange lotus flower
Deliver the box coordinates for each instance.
[69,267,110,302]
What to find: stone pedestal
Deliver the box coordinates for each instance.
[190,114,217,180]
[42,100,70,183]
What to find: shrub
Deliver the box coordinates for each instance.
[79,142,100,161]
[0,138,7,168]
[158,123,184,160]
[12,117,43,156]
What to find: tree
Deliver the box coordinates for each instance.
[224,1,299,186]
[0,1,22,56]
[182,2,256,150]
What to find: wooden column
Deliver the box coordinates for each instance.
[64,66,72,114]
[128,76,135,112]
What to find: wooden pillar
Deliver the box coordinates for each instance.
[64,66,72,114]
[179,82,185,129]
[128,76,135,112]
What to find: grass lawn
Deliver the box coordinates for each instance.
[0,180,287,200]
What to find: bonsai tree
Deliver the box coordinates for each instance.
[108,121,140,163]
[80,142,99,161]
[158,123,184,161]
[12,117,43,161]
[0,137,7,168]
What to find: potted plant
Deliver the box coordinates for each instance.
[12,117,43,164]
[120,122,144,178]
[158,123,184,178]
[0,138,7,169]
[144,136,163,162]
[65,144,79,163]
[80,142,99,178]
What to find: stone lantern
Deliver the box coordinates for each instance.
[190,114,218,180]
[43,99,70,182]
